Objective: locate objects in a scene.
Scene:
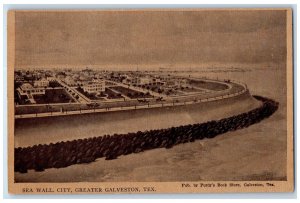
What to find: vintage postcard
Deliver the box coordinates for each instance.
[7,8,294,194]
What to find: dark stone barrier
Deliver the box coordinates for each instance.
[14,95,279,173]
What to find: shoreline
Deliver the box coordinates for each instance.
[15,91,260,148]
[15,79,247,119]
[14,95,279,175]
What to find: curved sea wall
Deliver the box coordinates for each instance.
[14,95,279,173]
[15,90,258,148]
[15,80,246,117]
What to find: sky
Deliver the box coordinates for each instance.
[14,10,287,68]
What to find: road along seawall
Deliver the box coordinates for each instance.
[14,95,279,173]
[15,90,259,147]
[14,80,246,117]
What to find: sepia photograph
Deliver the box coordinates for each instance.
[7,8,294,194]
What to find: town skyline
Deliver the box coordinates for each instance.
[14,61,284,71]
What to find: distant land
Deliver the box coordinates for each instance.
[15,62,285,71]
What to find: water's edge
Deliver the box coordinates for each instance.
[15,95,279,173]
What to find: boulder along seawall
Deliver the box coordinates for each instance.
[15,91,259,148]
[15,95,279,173]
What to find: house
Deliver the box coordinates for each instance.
[151,78,164,85]
[17,83,46,95]
[14,74,24,82]
[71,73,80,82]
[76,75,90,86]
[159,74,172,82]
[64,76,76,86]
[165,80,176,88]
[82,79,105,93]
[94,73,104,79]
[138,77,151,85]
[82,68,94,77]
[46,76,56,81]
[34,78,49,88]
[175,79,188,87]
[56,72,66,80]
[122,76,135,85]
[17,83,48,104]
[24,73,35,82]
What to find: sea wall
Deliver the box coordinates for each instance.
[15,91,259,147]
[15,95,279,173]
[15,81,246,117]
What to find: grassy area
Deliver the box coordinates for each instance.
[33,88,74,104]
[15,93,29,105]
[105,88,123,99]
[76,87,123,100]
[49,81,63,88]
[142,84,163,93]
[179,87,205,93]
[139,84,189,96]
[189,80,228,91]
[111,86,152,99]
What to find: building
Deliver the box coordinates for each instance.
[56,72,66,80]
[17,83,46,96]
[151,77,164,85]
[175,79,188,87]
[164,80,176,88]
[64,76,76,86]
[158,74,173,82]
[34,78,49,88]
[18,83,46,95]
[17,83,48,104]
[94,73,104,79]
[122,76,138,86]
[122,76,152,86]
[82,79,105,93]
[82,68,94,77]
[14,74,24,82]
[76,75,90,86]
[138,77,151,85]
[46,76,56,81]
[23,73,35,82]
